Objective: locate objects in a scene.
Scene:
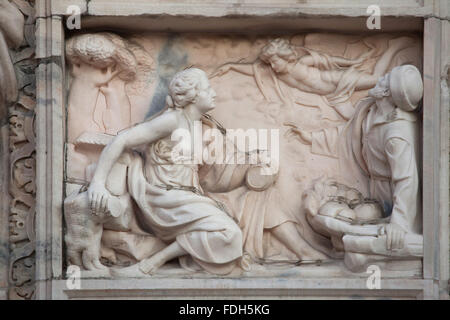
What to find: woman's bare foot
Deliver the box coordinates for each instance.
[272,222,328,262]
[138,253,166,274]
[110,254,166,278]
[110,262,150,278]
[111,241,187,278]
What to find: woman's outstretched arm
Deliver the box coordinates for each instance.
[88,111,178,213]
[210,62,255,78]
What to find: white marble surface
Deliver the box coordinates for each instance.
[23,0,450,300]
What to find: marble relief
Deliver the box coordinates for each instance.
[63,31,423,278]
[300,65,423,271]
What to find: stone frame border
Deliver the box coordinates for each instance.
[32,0,449,299]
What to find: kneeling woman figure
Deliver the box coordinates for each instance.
[88,68,243,277]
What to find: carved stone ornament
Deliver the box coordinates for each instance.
[62,31,428,280]
[0,0,36,299]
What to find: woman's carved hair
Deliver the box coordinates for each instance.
[260,38,297,63]
[166,68,208,108]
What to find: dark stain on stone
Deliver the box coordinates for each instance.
[146,35,188,119]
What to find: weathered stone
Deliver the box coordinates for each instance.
[1,0,449,301]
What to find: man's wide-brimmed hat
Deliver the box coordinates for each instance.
[389,64,423,111]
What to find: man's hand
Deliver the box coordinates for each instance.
[87,181,111,216]
[99,83,114,98]
[385,223,406,250]
[284,122,312,145]
[94,65,120,87]
[71,64,119,88]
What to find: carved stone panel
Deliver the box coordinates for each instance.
[63,31,425,279]
[0,0,448,300]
